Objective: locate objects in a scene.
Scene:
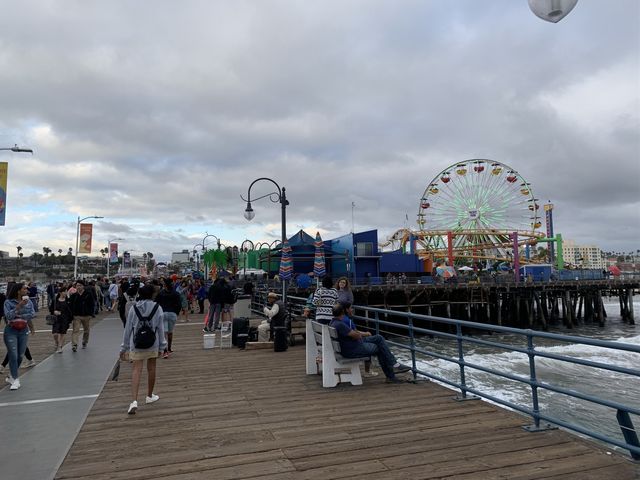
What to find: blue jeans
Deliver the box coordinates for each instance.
[104,295,112,310]
[3,325,29,379]
[207,304,223,330]
[343,335,398,379]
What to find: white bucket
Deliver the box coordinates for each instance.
[203,333,215,349]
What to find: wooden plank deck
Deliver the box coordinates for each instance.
[53,316,638,480]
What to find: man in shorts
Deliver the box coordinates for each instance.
[155,279,181,358]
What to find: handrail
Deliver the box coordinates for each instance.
[272,293,640,459]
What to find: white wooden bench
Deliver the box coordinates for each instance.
[305,320,371,388]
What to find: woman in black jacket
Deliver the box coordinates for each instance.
[50,285,73,353]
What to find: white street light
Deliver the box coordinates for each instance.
[74,215,104,279]
[528,0,578,23]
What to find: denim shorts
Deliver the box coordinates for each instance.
[163,312,178,332]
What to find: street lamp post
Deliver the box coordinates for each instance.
[0,145,33,154]
[74,215,104,279]
[200,232,222,278]
[106,237,124,279]
[242,178,288,301]
[240,239,255,279]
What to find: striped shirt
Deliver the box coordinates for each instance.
[312,287,338,324]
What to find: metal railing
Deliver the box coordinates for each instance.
[271,293,640,459]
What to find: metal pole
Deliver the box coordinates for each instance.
[73,216,80,279]
[281,187,287,304]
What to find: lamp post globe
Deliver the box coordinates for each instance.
[244,203,255,221]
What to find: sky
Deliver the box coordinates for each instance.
[0,0,638,262]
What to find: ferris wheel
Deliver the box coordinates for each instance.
[416,159,543,258]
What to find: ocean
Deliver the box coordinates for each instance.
[392,300,640,456]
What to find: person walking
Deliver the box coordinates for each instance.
[108,279,119,312]
[69,280,95,352]
[195,280,207,314]
[50,285,73,353]
[176,280,190,323]
[155,279,181,358]
[3,282,35,390]
[120,284,166,414]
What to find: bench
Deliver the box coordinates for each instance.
[305,320,371,388]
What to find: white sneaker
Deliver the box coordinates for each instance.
[10,378,20,390]
[145,394,159,404]
[22,359,36,368]
[57,348,63,354]
[5,375,14,385]
[127,400,138,414]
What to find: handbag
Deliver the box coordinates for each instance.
[46,314,57,326]
[9,318,28,331]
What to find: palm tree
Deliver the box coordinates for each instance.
[16,246,22,276]
[146,252,154,272]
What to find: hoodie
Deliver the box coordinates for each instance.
[120,299,167,353]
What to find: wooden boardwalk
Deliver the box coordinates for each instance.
[52,316,638,480]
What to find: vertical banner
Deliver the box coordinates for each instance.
[123,251,131,268]
[109,242,119,264]
[544,203,555,264]
[0,162,7,226]
[79,223,93,253]
[0,162,9,226]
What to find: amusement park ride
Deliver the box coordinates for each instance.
[381,159,565,271]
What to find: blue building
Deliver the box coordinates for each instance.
[263,229,426,283]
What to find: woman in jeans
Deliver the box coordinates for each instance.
[3,282,35,390]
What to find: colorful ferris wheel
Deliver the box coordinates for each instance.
[416,159,543,258]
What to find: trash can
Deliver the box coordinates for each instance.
[203,333,215,349]
[273,326,288,352]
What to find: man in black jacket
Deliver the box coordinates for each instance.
[205,277,231,332]
[155,279,182,358]
[69,280,95,352]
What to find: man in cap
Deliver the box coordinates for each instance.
[260,292,287,341]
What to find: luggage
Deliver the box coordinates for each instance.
[273,326,288,352]
[237,333,249,350]
[232,317,249,346]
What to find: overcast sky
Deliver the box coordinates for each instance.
[0,0,638,261]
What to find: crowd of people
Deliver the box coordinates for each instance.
[3,271,407,409]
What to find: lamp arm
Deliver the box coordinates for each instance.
[241,177,282,203]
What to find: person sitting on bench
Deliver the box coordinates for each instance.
[329,304,410,384]
[261,292,287,340]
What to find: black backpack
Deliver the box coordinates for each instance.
[133,303,160,349]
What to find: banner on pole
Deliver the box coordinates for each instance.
[0,162,7,226]
[109,243,119,264]
[79,223,93,253]
[123,251,131,268]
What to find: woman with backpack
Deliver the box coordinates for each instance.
[120,284,166,414]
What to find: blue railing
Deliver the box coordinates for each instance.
[277,293,640,459]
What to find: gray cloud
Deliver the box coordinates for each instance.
[0,0,638,259]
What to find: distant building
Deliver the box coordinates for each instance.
[562,240,605,269]
[0,251,9,258]
[171,250,190,264]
